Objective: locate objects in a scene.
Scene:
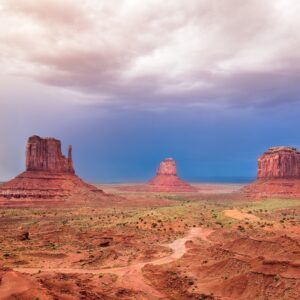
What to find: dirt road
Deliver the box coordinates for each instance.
[13,227,213,299]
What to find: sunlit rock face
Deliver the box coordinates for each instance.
[257,147,300,179]
[244,146,300,198]
[148,158,197,192]
[0,136,115,205]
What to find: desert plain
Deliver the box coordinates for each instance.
[0,183,300,299]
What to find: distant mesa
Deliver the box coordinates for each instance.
[121,158,197,193]
[0,135,115,206]
[151,158,177,177]
[148,158,197,192]
[243,146,300,198]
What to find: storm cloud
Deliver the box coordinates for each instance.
[1,0,300,109]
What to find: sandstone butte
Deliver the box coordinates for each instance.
[119,158,197,193]
[147,158,197,192]
[243,146,300,198]
[0,136,116,206]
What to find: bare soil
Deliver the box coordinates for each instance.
[0,183,299,299]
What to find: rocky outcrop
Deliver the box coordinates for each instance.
[244,146,300,198]
[119,158,197,193]
[258,147,300,179]
[155,158,177,176]
[26,136,74,173]
[0,136,116,206]
[147,158,197,192]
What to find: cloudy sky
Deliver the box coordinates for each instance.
[0,0,300,182]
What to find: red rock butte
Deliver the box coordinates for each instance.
[147,158,197,192]
[0,136,115,206]
[26,136,75,174]
[244,146,300,198]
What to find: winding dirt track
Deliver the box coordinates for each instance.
[13,227,213,299]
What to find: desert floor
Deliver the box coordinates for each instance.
[0,183,300,299]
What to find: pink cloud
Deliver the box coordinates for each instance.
[0,0,300,109]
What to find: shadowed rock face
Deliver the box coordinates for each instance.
[244,146,300,198]
[258,147,300,179]
[26,136,74,173]
[148,158,197,192]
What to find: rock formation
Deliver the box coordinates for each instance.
[244,146,300,198]
[119,158,197,193]
[26,136,75,173]
[0,136,116,206]
[257,147,300,179]
[147,158,197,192]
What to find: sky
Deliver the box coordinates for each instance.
[0,0,300,183]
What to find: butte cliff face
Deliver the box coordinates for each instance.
[26,136,75,173]
[147,158,197,192]
[244,146,300,198]
[155,158,177,176]
[257,147,300,179]
[0,136,115,206]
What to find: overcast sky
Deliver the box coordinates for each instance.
[1,0,300,182]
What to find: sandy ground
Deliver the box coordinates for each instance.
[223,209,261,221]
[97,182,244,195]
[13,227,214,299]
[0,183,300,299]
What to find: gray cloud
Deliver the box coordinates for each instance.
[0,0,300,109]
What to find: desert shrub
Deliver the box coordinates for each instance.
[238,225,245,232]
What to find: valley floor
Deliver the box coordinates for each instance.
[0,183,300,299]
